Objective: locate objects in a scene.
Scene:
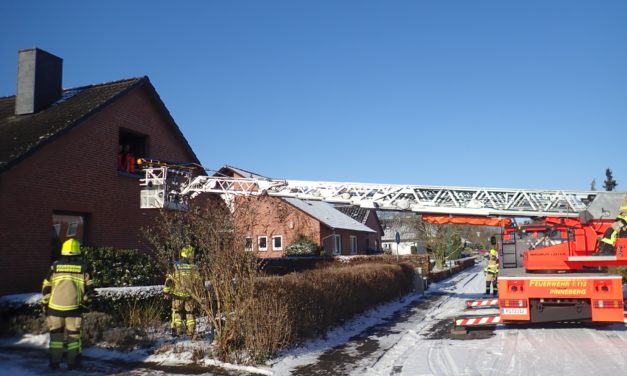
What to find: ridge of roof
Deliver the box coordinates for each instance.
[0,77,143,100]
[221,165,271,179]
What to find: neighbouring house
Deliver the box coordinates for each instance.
[335,205,384,253]
[0,48,200,295]
[381,218,427,256]
[216,165,382,256]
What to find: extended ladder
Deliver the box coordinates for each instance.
[140,165,596,217]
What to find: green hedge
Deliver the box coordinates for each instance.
[82,247,162,288]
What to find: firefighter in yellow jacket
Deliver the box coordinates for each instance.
[598,208,627,255]
[163,245,200,338]
[41,238,93,370]
[484,256,499,296]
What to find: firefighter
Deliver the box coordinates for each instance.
[598,209,627,255]
[484,256,499,296]
[41,238,93,370]
[163,245,200,338]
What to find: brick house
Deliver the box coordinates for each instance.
[0,48,200,295]
[335,205,384,253]
[217,166,382,256]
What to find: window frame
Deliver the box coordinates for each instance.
[350,235,358,255]
[272,235,283,251]
[244,236,252,252]
[258,236,268,251]
[333,234,342,255]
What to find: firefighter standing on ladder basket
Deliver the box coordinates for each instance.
[598,205,627,255]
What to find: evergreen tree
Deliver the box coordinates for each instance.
[603,168,618,191]
[590,179,597,191]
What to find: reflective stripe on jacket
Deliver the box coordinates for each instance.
[163,261,200,299]
[42,257,93,317]
[485,263,499,275]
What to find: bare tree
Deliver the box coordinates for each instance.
[143,196,290,362]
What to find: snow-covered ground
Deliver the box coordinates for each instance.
[2,263,627,375]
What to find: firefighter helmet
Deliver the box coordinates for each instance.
[180,245,194,258]
[489,248,498,258]
[61,238,81,256]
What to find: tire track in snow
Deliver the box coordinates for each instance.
[368,266,484,375]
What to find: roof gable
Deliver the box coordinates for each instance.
[0,76,200,173]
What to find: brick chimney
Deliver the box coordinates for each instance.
[15,48,63,115]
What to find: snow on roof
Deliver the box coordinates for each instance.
[283,198,376,233]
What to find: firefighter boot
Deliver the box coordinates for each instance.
[492,283,498,296]
[485,282,491,295]
[48,327,64,369]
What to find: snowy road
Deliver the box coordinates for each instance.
[271,263,627,376]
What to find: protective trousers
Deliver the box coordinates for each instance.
[171,298,196,336]
[485,279,498,295]
[47,316,82,366]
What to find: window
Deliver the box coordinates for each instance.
[258,236,268,251]
[52,224,61,237]
[244,237,252,251]
[350,236,357,255]
[52,212,87,258]
[272,235,283,251]
[333,234,342,255]
[67,222,79,237]
[118,129,147,174]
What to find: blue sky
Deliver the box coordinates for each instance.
[1,1,626,190]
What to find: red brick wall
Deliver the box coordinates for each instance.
[234,196,321,258]
[320,227,376,256]
[232,196,380,257]
[0,84,197,295]
[364,211,383,251]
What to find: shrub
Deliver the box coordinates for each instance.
[103,327,139,349]
[92,286,169,325]
[0,295,46,337]
[248,262,416,359]
[284,235,321,257]
[82,311,113,346]
[82,247,161,288]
